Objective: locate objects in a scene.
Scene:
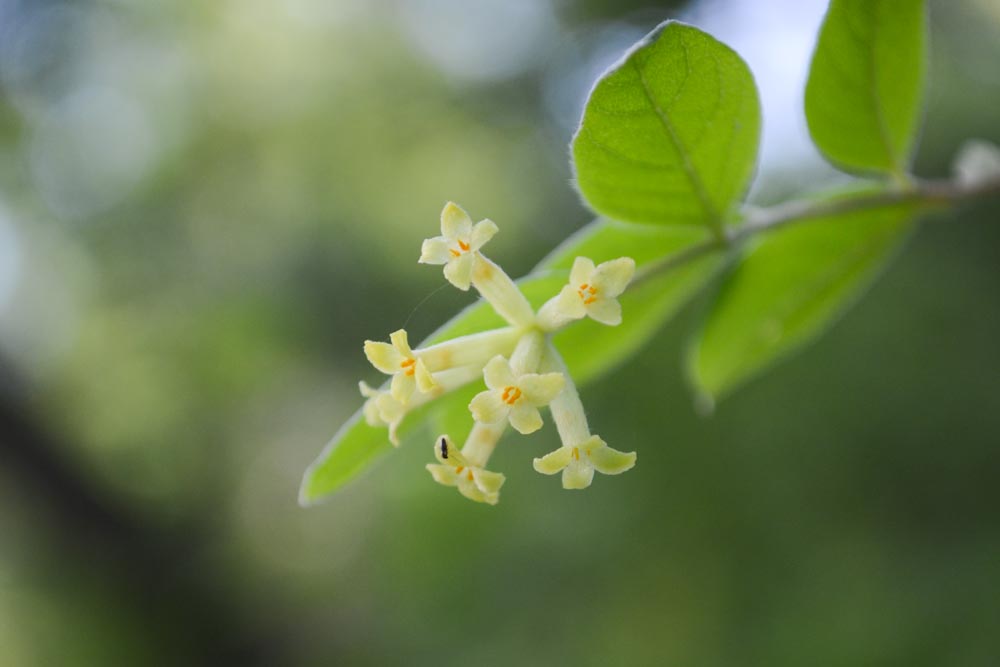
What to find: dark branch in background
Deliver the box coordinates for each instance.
[632,175,1000,288]
[0,357,291,666]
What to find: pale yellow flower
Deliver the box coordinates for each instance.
[426,436,505,505]
[549,256,635,326]
[363,329,436,404]
[419,202,498,291]
[468,355,564,434]
[533,434,636,489]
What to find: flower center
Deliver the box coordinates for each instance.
[577,283,598,305]
[501,386,522,405]
[400,357,417,376]
[449,239,472,258]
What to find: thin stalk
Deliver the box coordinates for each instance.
[632,175,1000,289]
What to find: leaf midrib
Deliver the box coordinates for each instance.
[632,56,721,230]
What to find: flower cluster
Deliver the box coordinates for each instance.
[361,202,637,504]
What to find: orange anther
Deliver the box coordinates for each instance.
[583,296,597,305]
[501,386,522,405]
[578,284,598,301]
[466,470,474,481]
[401,357,416,376]
[572,447,580,461]
[458,240,470,251]
[449,249,461,258]
[456,466,465,474]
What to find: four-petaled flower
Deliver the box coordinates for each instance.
[552,257,635,326]
[419,202,498,290]
[533,435,636,489]
[364,329,436,404]
[426,436,505,505]
[469,356,565,434]
[359,381,409,445]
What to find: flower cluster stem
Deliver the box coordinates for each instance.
[471,256,535,327]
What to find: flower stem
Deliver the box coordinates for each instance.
[461,421,506,467]
[541,342,590,446]
[417,327,522,371]
[472,255,536,327]
[509,329,545,375]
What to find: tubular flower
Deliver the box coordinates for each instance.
[359,381,386,428]
[419,202,499,291]
[542,256,636,327]
[364,329,436,404]
[323,203,642,506]
[426,436,505,505]
[358,380,411,445]
[533,435,636,490]
[469,355,565,434]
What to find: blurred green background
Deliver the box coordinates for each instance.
[1,0,999,665]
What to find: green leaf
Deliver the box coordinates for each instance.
[300,219,721,504]
[571,21,761,229]
[299,405,422,506]
[805,0,927,176]
[688,189,931,403]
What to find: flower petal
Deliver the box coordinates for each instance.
[553,284,587,320]
[569,256,595,287]
[472,468,506,494]
[433,435,469,466]
[591,257,636,297]
[419,237,452,265]
[586,297,622,326]
[533,447,572,475]
[441,201,473,240]
[589,444,637,475]
[426,463,458,487]
[414,359,437,393]
[457,477,496,504]
[562,461,595,490]
[364,340,404,374]
[470,219,498,251]
[389,329,413,357]
[387,419,402,446]
[375,393,405,423]
[519,372,565,406]
[359,382,384,426]
[391,371,415,404]
[362,400,382,427]
[443,251,475,291]
[482,355,515,390]
[469,390,509,424]
[508,404,543,435]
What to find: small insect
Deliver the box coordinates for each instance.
[440,437,448,459]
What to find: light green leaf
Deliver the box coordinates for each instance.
[299,402,425,506]
[572,21,761,229]
[805,0,927,176]
[688,189,931,402]
[301,219,721,504]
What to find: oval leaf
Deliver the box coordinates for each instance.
[689,190,932,402]
[572,21,761,229]
[805,0,927,176]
